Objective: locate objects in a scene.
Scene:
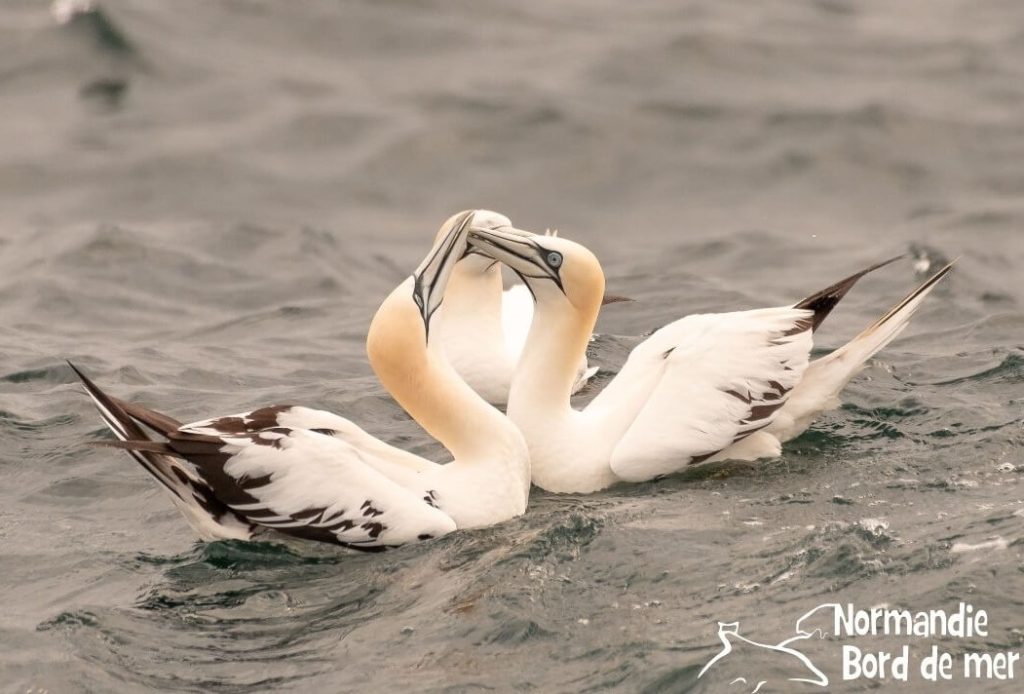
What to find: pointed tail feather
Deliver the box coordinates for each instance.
[769,260,955,441]
[68,362,251,541]
[794,255,904,332]
[68,361,187,500]
[828,259,955,368]
[859,259,955,337]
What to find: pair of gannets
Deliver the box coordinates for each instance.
[73,210,952,548]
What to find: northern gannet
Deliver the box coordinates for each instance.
[70,211,530,549]
[438,211,599,405]
[468,224,953,493]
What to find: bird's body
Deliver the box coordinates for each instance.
[509,305,815,492]
[72,211,530,549]
[468,224,954,494]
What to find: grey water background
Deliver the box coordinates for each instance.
[1,0,1023,691]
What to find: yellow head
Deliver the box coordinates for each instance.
[465,226,605,322]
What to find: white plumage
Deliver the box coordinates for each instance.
[207,424,457,547]
[606,307,812,482]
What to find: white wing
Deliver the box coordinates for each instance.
[183,405,438,479]
[606,307,814,482]
[165,425,456,548]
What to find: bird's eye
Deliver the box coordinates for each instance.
[546,251,563,269]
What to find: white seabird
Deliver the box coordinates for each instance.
[468,222,954,493]
[71,211,530,549]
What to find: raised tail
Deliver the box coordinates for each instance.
[68,361,187,498]
[768,260,955,442]
[68,362,252,540]
[794,255,904,332]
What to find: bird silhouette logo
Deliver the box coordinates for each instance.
[698,604,838,692]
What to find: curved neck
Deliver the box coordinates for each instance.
[509,295,596,417]
[368,278,520,463]
[443,264,504,328]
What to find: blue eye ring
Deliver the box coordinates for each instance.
[545,251,563,269]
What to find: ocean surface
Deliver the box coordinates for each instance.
[2,1,1023,692]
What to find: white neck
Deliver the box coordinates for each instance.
[437,264,514,368]
[441,264,505,336]
[367,278,530,522]
[507,293,622,492]
[509,299,587,412]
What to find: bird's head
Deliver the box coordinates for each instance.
[467,224,605,318]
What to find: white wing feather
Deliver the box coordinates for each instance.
[196,428,456,547]
[608,307,814,482]
[181,406,438,484]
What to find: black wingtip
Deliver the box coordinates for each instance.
[68,360,183,434]
[794,254,905,332]
[68,361,195,504]
[67,359,109,406]
[67,360,145,436]
[67,359,90,385]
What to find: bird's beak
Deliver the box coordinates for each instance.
[467,225,563,291]
[602,293,634,306]
[412,210,474,339]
